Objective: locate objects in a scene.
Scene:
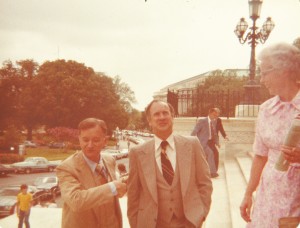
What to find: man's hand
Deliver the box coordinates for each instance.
[113,180,127,198]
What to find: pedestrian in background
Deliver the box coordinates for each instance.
[17,184,32,228]
[214,107,229,148]
[191,108,219,177]
[213,107,229,171]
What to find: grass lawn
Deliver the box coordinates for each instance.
[26,148,77,161]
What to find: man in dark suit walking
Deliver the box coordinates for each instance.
[191,108,219,177]
[214,108,229,148]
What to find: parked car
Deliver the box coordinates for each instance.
[0,185,42,217]
[0,164,14,177]
[23,140,37,148]
[48,142,65,149]
[11,157,61,174]
[33,176,60,198]
[128,136,145,145]
[102,149,128,160]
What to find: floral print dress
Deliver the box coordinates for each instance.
[247,94,300,228]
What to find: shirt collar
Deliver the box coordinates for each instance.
[267,92,300,114]
[82,153,103,173]
[154,134,175,151]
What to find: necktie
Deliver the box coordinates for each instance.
[160,141,174,185]
[95,163,108,182]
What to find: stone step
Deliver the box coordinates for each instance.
[248,151,255,159]
[224,159,248,228]
[236,154,253,183]
[204,164,231,228]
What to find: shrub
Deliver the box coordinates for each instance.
[0,153,24,164]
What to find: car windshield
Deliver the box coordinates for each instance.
[24,158,36,162]
[0,188,19,196]
[34,177,56,185]
[104,150,120,154]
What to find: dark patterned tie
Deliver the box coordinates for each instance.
[160,141,174,185]
[96,164,108,182]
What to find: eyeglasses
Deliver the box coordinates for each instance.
[260,67,275,78]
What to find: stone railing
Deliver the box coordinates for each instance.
[173,117,257,162]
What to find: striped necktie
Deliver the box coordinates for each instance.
[95,163,108,182]
[160,141,174,185]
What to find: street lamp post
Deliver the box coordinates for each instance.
[234,0,275,104]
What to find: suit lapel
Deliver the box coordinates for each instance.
[75,151,98,188]
[138,140,158,204]
[175,135,192,198]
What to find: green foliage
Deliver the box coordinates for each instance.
[0,153,24,164]
[3,125,22,147]
[113,75,136,112]
[47,127,79,144]
[0,59,39,140]
[293,37,300,50]
[201,70,247,92]
[0,58,135,135]
[31,60,130,133]
[127,109,146,130]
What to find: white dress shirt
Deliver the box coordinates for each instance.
[154,134,176,173]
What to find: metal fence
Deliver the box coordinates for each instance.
[167,88,270,118]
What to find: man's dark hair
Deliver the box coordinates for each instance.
[20,184,28,190]
[78,118,107,135]
[145,100,175,119]
[208,108,217,114]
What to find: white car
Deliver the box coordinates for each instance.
[101,149,128,160]
[23,140,37,148]
[11,157,61,174]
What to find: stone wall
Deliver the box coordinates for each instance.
[173,117,257,162]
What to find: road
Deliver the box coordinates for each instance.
[0,172,57,188]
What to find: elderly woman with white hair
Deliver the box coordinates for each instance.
[240,42,300,227]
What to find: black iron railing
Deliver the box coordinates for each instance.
[167,88,270,118]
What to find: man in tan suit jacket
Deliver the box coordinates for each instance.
[127,100,213,228]
[56,118,127,228]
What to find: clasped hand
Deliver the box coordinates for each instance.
[281,145,300,164]
[113,178,128,198]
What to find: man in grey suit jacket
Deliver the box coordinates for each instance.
[127,100,212,228]
[191,108,219,177]
[56,118,127,228]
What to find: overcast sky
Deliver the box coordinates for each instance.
[0,0,299,110]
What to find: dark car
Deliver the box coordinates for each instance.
[23,140,37,148]
[0,164,14,177]
[48,142,65,149]
[33,176,60,198]
[0,185,42,217]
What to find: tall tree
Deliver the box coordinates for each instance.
[32,60,129,133]
[17,60,39,140]
[293,37,300,49]
[0,61,20,131]
[17,59,38,79]
[113,75,136,112]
